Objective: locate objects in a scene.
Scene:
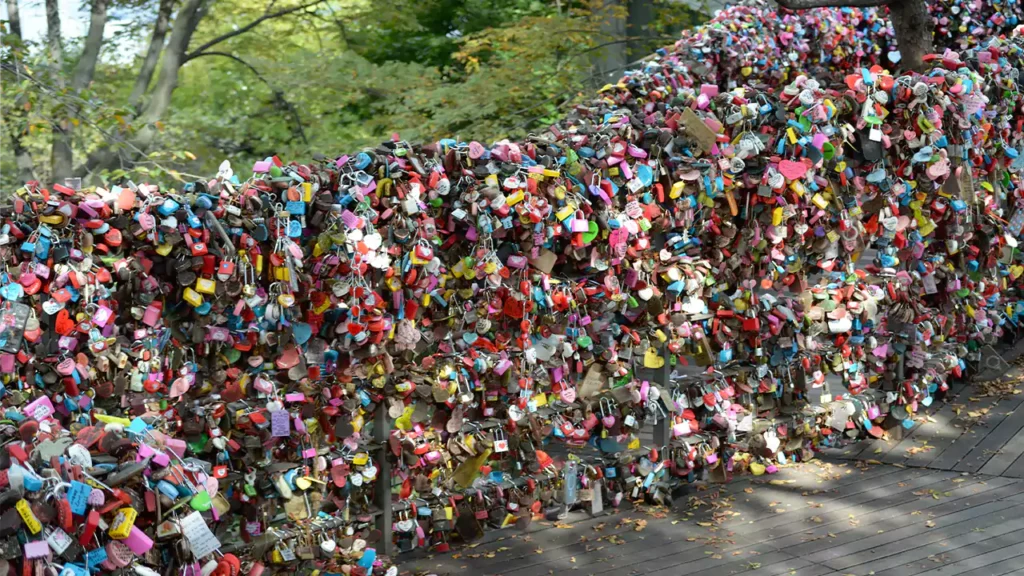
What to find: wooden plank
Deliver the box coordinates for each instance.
[778,477,1019,560]
[552,468,919,576]
[821,502,1024,571]
[904,528,1024,576]
[980,400,1024,476]
[879,381,970,465]
[883,402,964,466]
[791,478,1024,563]
[683,551,803,576]
[904,392,1003,469]
[729,470,956,537]
[721,464,908,527]
[820,442,877,461]
[999,441,1024,478]
[941,392,1024,473]
[955,392,1024,473]
[625,544,786,576]
[949,554,1024,576]
[582,541,783,576]
[835,521,1024,576]
[467,465,900,576]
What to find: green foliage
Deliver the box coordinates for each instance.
[0,0,706,186]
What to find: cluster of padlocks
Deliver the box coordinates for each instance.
[5,0,1024,574]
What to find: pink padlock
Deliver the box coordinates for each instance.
[122,525,154,555]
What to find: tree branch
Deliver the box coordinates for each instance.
[775,0,891,9]
[129,0,176,108]
[187,50,309,145]
[182,0,326,62]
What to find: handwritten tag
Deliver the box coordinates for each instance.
[23,395,55,421]
[179,511,221,559]
[85,547,108,569]
[67,481,91,515]
[16,499,41,534]
[271,410,290,437]
[681,108,718,153]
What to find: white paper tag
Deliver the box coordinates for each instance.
[869,128,882,142]
[179,511,221,558]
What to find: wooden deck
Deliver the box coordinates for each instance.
[397,347,1024,576]
[398,460,1024,576]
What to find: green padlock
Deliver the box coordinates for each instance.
[189,491,212,512]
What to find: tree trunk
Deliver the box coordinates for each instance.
[593,0,628,87]
[129,0,176,109]
[45,0,72,182]
[79,0,207,177]
[888,0,932,72]
[626,0,656,62]
[72,0,109,92]
[50,0,108,182]
[5,0,37,183]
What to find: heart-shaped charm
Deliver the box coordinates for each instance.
[643,347,665,368]
[55,309,75,335]
[778,159,808,180]
[364,232,382,250]
[292,322,313,345]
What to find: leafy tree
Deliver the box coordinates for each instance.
[0,0,704,186]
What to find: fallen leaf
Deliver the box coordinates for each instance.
[535,548,544,554]
[698,522,714,527]
[925,521,935,528]
[744,487,754,494]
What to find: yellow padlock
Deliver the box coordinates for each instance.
[109,507,138,539]
[182,287,203,307]
[16,499,41,534]
[195,278,216,295]
[670,181,686,199]
[772,207,784,227]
